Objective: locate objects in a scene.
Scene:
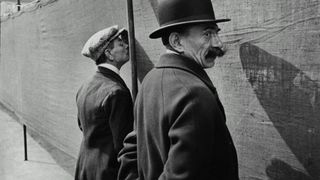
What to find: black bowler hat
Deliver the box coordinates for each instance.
[149,0,230,39]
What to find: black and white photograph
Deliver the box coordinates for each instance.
[0,0,319,179]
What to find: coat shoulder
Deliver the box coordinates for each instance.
[164,68,214,98]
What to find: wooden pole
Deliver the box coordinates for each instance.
[17,0,21,11]
[126,0,138,101]
[23,124,28,161]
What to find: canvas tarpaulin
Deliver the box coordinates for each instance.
[0,0,132,158]
[1,0,320,179]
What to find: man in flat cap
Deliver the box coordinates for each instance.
[75,25,133,180]
[118,0,239,179]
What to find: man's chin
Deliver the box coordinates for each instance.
[125,54,129,61]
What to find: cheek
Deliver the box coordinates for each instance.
[120,47,127,54]
[188,42,202,56]
[113,48,125,57]
[191,40,208,56]
[183,39,207,58]
[197,45,208,57]
[201,42,212,54]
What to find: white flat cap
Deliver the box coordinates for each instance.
[81,25,127,61]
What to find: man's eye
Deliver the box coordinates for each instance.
[204,32,211,37]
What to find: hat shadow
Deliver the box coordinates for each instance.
[239,42,320,180]
[266,158,313,180]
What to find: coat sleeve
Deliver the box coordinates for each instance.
[117,130,139,180]
[159,89,218,180]
[103,89,134,152]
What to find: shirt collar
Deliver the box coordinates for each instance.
[98,63,120,75]
[166,49,179,55]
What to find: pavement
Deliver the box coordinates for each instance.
[0,103,75,180]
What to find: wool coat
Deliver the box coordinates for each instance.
[75,66,133,180]
[118,53,239,180]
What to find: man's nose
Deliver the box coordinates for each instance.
[210,34,223,48]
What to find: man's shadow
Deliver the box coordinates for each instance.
[135,41,154,83]
[240,42,320,180]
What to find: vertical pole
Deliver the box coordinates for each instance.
[127,0,138,101]
[0,7,1,66]
[17,0,21,11]
[23,124,28,161]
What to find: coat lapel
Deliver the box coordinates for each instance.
[97,66,129,91]
[156,53,226,119]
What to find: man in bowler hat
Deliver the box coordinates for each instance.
[118,0,239,179]
[75,25,133,180]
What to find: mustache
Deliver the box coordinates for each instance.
[206,47,226,58]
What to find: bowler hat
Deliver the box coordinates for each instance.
[149,0,230,39]
[81,25,128,61]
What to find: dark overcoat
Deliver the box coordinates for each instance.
[118,53,239,180]
[75,66,133,180]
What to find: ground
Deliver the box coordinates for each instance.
[0,103,75,180]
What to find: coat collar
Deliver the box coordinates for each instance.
[156,53,226,120]
[98,63,120,75]
[97,66,129,91]
[156,53,217,92]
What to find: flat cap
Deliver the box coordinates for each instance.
[81,25,126,61]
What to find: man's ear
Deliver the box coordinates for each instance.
[104,49,114,61]
[169,32,184,53]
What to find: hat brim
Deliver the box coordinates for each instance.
[149,18,230,39]
[109,28,128,42]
